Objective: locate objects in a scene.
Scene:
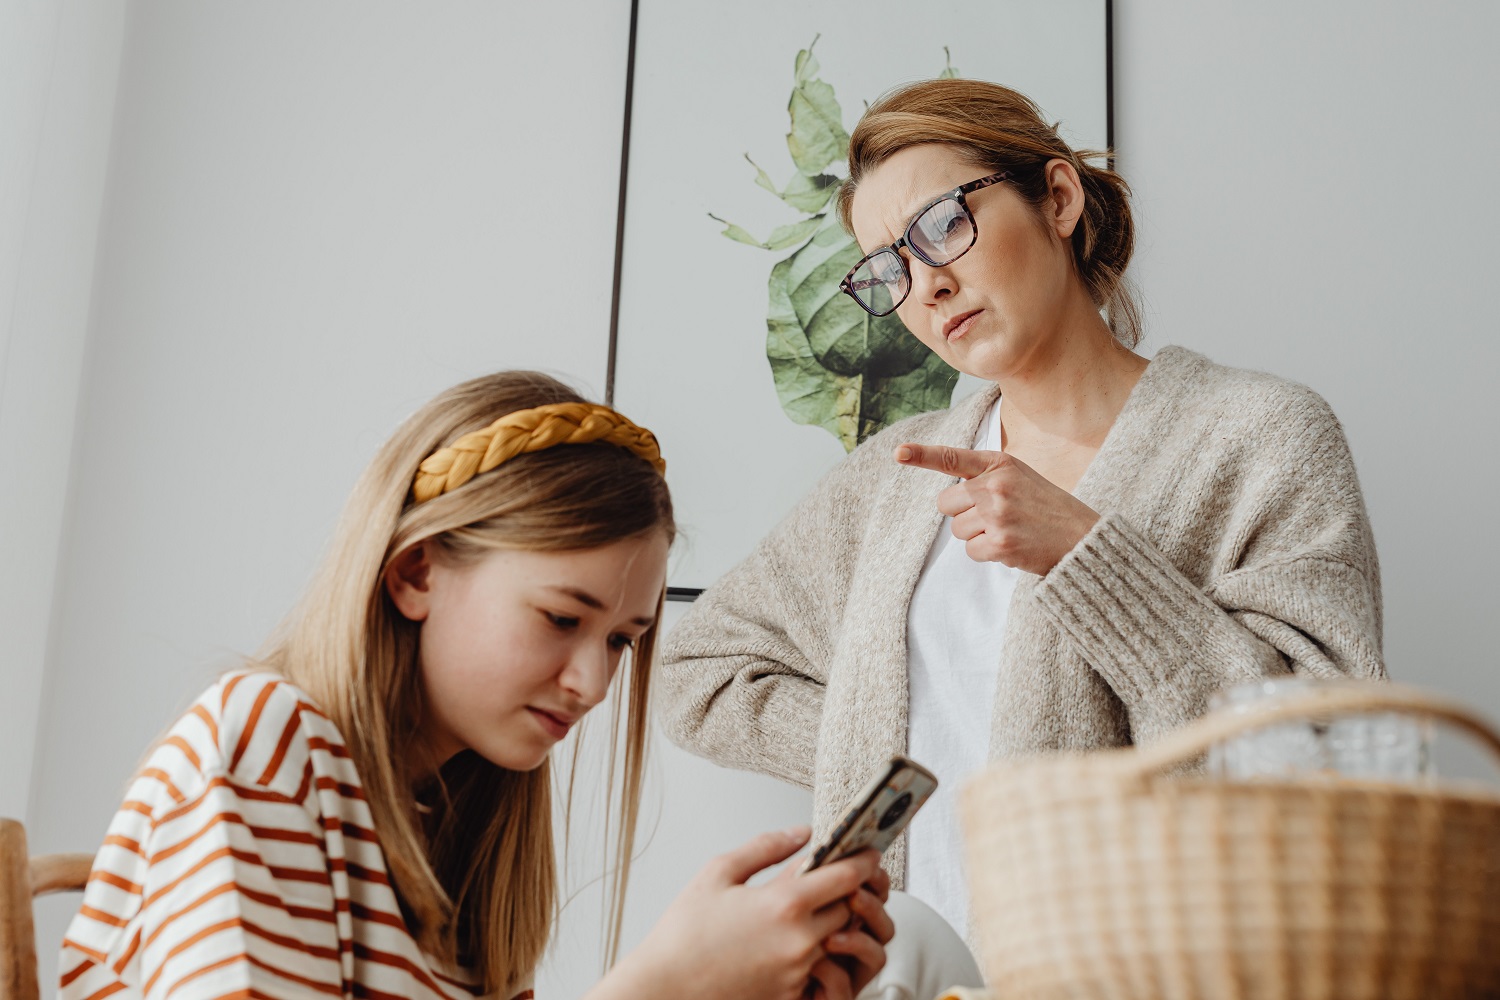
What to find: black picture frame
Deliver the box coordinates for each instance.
[603,0,1115,603]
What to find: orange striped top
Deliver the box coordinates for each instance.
[59,671,535,1000]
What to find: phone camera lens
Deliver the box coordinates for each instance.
[877,792,913,831]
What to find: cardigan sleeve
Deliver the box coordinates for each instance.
[1032,392,1385,746]
[658,426,903,789]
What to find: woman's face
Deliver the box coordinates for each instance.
[385,530,669,773]
[849,143,1082,381]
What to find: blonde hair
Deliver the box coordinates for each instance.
[837,78,1141,348]
[258,370,673,992]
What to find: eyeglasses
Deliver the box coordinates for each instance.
[839,171,1011,317]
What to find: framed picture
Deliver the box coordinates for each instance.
[608,0,1111,595]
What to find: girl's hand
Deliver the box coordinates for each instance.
[895,443,1099,575]
[593,827,889,1000]
[814,865,894,998]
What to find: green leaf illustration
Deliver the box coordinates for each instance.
[785,39,849,177]
[857,349,960,442]
[711,216,770,248]
[787,77,849,176]
[717,42,963,451]
[784,223,933,378]
[781,172,842,212]
[710,213,824,251]
[767,257,860,446]
[794,37,821,85]
[749,157,779,197]
[939,46,960,79]
[768,237,960,450]
[746,155,841,213]
[764,217,826,250]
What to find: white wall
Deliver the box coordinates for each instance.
[21,1,657,991]
[28,0,630,838]
[0,0,125,821]
[1112,0,1500,727]
[13,1,1500,997]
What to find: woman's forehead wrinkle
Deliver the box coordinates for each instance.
[859,170,936,249]
[891,171,951,242]
[891,175,930,237]
[859,202,901,252]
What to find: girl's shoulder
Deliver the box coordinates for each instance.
[170,669,350,796]
[199,668,325,725]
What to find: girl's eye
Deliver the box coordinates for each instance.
[609,634,638,651]
[545,612,580,630]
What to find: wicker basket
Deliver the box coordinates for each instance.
[960,682,1500,1000]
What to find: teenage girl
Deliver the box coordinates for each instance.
[59,371,892,1000]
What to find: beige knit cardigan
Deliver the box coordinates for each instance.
[658,346,1385,887]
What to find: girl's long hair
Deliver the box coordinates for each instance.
[257,370,673,993]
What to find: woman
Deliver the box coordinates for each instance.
[59,371,891,1000]
[659,79,1384,941]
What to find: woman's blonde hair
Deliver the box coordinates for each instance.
[258,370,673,993]
[837,78,1141,348]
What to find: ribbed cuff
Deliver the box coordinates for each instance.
[1033,512,1266,725]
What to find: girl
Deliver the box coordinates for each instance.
[60,371,892,999]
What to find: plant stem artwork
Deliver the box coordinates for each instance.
[711,39,962,452]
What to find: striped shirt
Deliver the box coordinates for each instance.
[60,671,534,1000]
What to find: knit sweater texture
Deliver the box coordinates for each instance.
[658,346,1385,888]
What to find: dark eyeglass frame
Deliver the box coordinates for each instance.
[839,170,1012,317]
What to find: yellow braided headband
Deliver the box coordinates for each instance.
[411,402,665,504]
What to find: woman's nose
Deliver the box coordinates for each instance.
[908,256,956,303]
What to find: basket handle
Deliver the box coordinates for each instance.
[1122,680,1500,779]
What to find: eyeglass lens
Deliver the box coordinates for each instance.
[848,196,976,315]
[847,251,910,316]
[908,198,974,265]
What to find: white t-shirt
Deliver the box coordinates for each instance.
[904,397,1019,941]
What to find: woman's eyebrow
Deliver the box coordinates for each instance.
[895,177,944,233]
[878,187,945,250]
[895,201,927,234]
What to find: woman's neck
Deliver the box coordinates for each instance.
[996,312,1147,452]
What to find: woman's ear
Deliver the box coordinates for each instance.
[1043,157,1085,240]
[384,543,433,622]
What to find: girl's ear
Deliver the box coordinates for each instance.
[384,543,434,622]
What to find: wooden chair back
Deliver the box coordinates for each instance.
[0,819,93,1000]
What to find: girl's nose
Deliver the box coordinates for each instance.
[560,644,612,709]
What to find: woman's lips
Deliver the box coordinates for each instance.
[944,310,982,342]
[527,707,573,740]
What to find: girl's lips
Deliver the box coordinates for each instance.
[944,310,981,342]
[527,707,572,740]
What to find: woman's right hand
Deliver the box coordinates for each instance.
[590,827,889,1000]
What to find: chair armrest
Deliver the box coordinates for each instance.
[29,854,93,896]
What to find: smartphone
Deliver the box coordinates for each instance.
[801,755,938,873]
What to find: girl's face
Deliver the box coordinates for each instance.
[385,530,669,772]
[848,143,1084,382]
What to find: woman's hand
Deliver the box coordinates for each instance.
[895,443,1100,575]
[591,828,890,1000]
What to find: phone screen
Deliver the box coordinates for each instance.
[802,756,938,872]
